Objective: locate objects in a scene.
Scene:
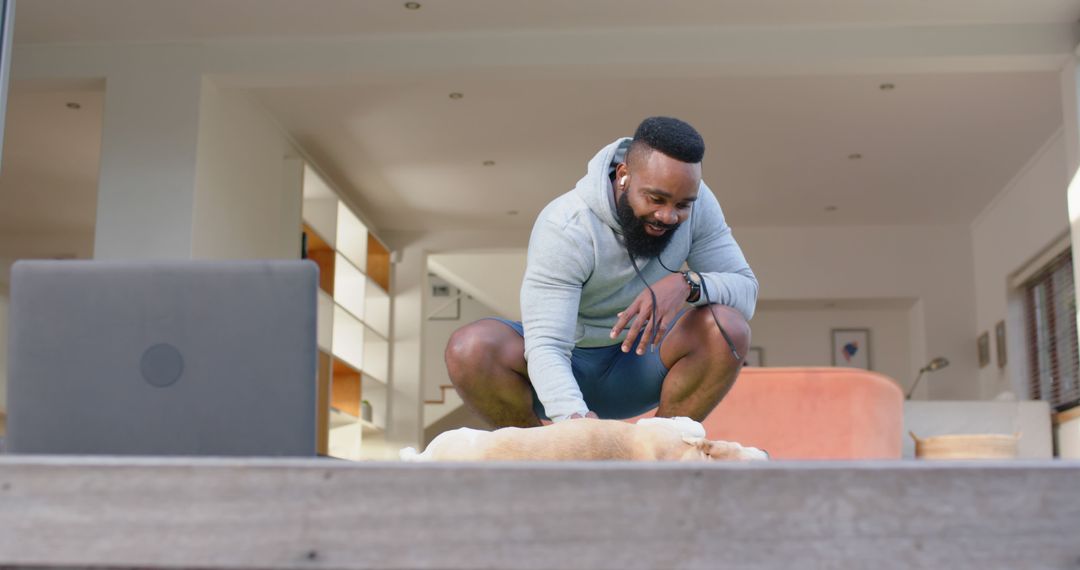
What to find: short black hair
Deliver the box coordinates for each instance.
[629,116,705,164]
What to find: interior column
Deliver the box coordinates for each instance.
[93,69,203,259]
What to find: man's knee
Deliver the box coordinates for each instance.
[445,321,494,377]
[444,320,521,386]
[693,305,751,363]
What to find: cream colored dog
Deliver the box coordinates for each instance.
[400,417,768,462]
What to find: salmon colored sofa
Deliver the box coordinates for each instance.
[635,367,904,459]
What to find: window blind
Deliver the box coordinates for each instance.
[1024,249,1080,411]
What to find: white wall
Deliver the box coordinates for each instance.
[192,82,302,260]
[405,225,977,404]
[383,229,529,450]
[971,130,1070,400]
[427,252,526,321]
[730,224,977,399]
[0,231,96,289]
[94,68,205,259]
[422,278,501,402]
[750,302,913,391]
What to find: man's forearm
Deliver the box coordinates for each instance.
[525,346,589,421]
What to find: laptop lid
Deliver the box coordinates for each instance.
[5,260,317,456]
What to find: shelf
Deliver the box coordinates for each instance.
[316,290,334,353]
[330,407,382,434]
[333,253,367,321]
[336,205,368,272]
[302,198,338,252]
[315,351,331,456]
[360,374,387,432]
[364,274,391,338]
[332,304,366,372]
[367,233,391,293]
[302,224,335,295]
[296,159,393,459]
[326,305,389,383]
[360,418,383,434]
[302,164,338,249]
[331,359,362,418]
[329,407,358,429]
[327,420,362,460]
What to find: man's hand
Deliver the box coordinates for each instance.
[610,273,690,355]
[568,411,599,420]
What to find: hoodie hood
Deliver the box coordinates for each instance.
[573,137,631,233]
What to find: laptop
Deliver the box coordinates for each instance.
[5,260,318,456]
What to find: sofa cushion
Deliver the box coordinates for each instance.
[634,367,904,459]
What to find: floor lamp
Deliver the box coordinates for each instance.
[906,357,949,399]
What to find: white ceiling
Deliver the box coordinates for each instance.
[14,0,1080,43]
[2,1,1078,241]
[254,70,1063,231]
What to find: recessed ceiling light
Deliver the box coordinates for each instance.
[66,102,81,110]
[404,2,421,10]
[448,92,464,100]
[507,210,519,216]
[825,206,838,212]
[879,83,895,91]
[848,153,862,160]
[483,160,496,166]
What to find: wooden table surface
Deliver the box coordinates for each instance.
[0,456,1077,569]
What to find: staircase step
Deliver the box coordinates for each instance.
[424,385,464,427]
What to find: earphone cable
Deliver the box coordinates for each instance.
[624,253,741,362]
[628,254,660,352]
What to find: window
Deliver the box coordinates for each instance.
[1023,250,1080,411]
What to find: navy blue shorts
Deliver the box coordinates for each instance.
[488,315,685,420]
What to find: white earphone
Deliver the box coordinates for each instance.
[619,175,629,188]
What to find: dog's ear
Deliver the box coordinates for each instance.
[680,436,712,461]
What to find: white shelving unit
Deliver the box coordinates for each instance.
[296,159,392,460]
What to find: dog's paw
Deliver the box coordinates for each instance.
[700,440,770,461]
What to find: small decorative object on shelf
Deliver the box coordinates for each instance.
[361,400,373,423]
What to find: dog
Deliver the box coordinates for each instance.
[400,416,768,462]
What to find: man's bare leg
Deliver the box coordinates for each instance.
[445,319,542,428]
[657,305,751,421]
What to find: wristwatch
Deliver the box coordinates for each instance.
[682,271,702,303]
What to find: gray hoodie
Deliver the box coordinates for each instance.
[521,138,758,421]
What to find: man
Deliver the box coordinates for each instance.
[445,117,757,427]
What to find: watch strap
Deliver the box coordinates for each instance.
[683,271,701,303]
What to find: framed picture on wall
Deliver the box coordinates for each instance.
[977,330,991,368]
[744,347,764,367]
[428,274,461,321]
[995,320,1007,368]
[831,328,871,370]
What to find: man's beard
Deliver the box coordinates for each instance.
[616,191,679,260]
